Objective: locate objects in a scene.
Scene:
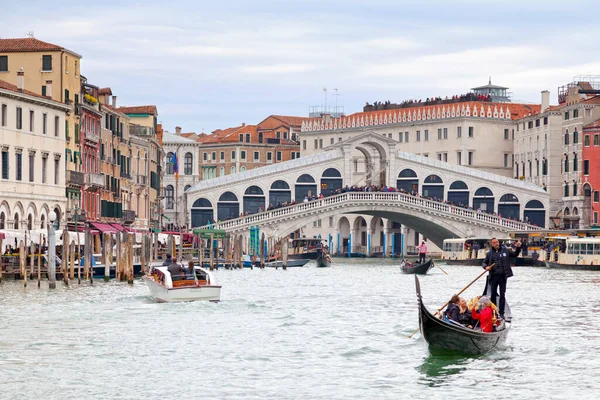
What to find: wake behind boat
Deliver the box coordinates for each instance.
[401,258,433,274]
[143,265,221,303]
[414,275,511,355]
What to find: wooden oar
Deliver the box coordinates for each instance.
[407,264,494,339]
[435,261,448,275]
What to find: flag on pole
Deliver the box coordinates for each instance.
[171,153,179,179]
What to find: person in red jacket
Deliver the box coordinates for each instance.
[471,296,495,332]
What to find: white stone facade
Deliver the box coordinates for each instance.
[0,84,70,230]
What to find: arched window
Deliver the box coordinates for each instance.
[165,185,174,209]
[217,192,239,221]
[295,174,317,200]
[269,180,291,205]
[184,152,193,175]
[220,167,225,177]
[40,214,45,229]
[396,169,418,192]
[258,132,263,143]
[166,152,174,174]
[243,186,266,214]
[240,166,246,172]
[498,194,520,220]
[422,174,444,199]
[473,187,495,212]
[525,200,546,227]
[321,168,342,196]
[447,180,469,206]
[14,213,19,229]
[0,212,5,229]
[573,129,578,144]
[191,198,213,227]
[564,130,569,145]
[27,214,33,231]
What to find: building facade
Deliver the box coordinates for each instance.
[582,120,600,227]
[0,80,70,230]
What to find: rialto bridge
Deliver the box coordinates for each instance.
[186,131,548,252]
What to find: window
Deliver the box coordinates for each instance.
[267,152,272,161]
[1,150,8,179]
[211,152,216,160]
[42,155,47,183]
[457,152,462,165]
[254,151,259,161]
[504,129,509,139]
[594,191,599,202]
[239,134,243,142]
[42,55,52,71]
[64,89,70,104]
[573,182,578,196]
[443,153,447,162]
[542,159,548,176]
[405,132,409,142]
[504,154,509,168]
[42,113,47,135]
[29,110,34,132]
[573,109,579,118]
[544,117,548,125]
[565,111,569,120]
[0,55,7,72]
[573,155,578,171]
[595,212,599,224]
[302,140,306,150]
[457,127,462,138]
[1,104,6,126]
[424,130,429,141]
[202,152,207,162]
[29,153,34,182]
[564,156,569,172]
[584,160,590,175]
[231,151,236,160]
[314,139,318,149]
[245,133,250,143]
[220,151,224,161]
[468,127,473,137]
[437,153,442,161]
[54,116,59,136]
[443,128,448,139]
[258,132,263,143]
[564,132,569,145]
[319,139,323,148]
[16,107,22,130]
[330,137,334,145]
[468,151,473,165]
[291,152,296,160]
[16,152,22,181]
[276,131,281,139]
[184,153,192,175]
[241,151,246,160]
[296,152,300,158]
[399,132,403,143]
[338,137,342,142]
[535,119,540,127]
[276,151,282,161]
[515,163,519,178]
[564,185,569,197]
[585,135,590,146]
[437,129,442,140]
[573,130,578,144]
[416,130,421,141]
[165,185,174,209]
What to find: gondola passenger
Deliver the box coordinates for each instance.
[471,296,494,332]
[458,297,474,328]
[443,295,461,322]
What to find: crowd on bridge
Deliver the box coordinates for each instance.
[364,93,493,111]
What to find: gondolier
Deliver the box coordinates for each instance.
[418,241,428,264]
[482,238,521,319]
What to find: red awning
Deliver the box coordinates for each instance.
[110,224,126,232]
[89,222,118,233]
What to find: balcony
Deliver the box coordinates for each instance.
[158,187,166,199]
[85,131,100,144]
[67,170,84,187]
[122,210,136,224]
[135,174,147,186]
[121,172,132,180]
[130,125,154,136]
[85,173,104,191]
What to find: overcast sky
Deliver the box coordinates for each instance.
[4,0,600,133]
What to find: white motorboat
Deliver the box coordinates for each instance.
[143,265,221,302]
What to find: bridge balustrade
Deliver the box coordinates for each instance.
[205,192,541,232]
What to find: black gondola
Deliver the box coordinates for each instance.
[401,258,433,274]
[316,253,331,268]
[414,275,511,355]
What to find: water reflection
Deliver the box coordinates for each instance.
[417,352,476,386]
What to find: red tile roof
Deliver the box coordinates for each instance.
[583,95,600,105]
[98,87,112,95]
[0,79,52,101]
[258,115,309,130]
[583,119,600,130]
[117,105,157,115]
[0,38,64,52]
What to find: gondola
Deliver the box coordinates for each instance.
[414,275,511,355]
[401,258,433,274]
[316,252,331,268]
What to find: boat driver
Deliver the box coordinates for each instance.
[167,261,186,281]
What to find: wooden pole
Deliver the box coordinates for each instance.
[86,230,93,284]
[103,233,111,281]
[282,236,288,270]
[115,232,122,281]
[209,234,215,270]
[259,233,265,269]
[37,236,41,288]
[141,234,147,275]
[29,241,35,279]
[178,228,183,262]
[69,240,75,282]
[127,233,134,284]
[0,235,3,283]
[153,232,158,262]
[199,236,205,268]
[408,266,493,339]
[62,231,69,286]
[20,240,27,287]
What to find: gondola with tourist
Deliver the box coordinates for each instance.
[316,252,331,268]
[401,258,433,274]
[414,275,511,355]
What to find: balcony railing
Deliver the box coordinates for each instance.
[85,172,104,191]
[121,172,132,179]
[135,174,147,186]
[85,132,100,143]
[67,170,84,187]
[158,187,166,199]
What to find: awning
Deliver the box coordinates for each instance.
[90,222,118,233]
[110,224,126,232]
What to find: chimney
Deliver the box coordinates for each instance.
[16,67,24,91]
[175,126,182,134]
[112,95,117,107]
[541,90,550,113]
[242,123,246,127]
[45,80,52,98]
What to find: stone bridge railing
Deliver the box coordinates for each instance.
[204,192,542,233]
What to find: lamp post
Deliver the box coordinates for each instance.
[47,211,57,289]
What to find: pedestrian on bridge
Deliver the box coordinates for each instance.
[418,241,428,264]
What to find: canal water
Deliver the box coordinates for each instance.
[1,259,599,399]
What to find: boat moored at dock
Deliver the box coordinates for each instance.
[544,237,600,270]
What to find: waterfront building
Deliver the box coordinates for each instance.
[582,119,600,227]
[162,127,201,230]
[0,79,70,230]
[0,37,84,224]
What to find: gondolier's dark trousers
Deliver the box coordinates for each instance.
[419,253,426,264]
[489,274,507,315]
